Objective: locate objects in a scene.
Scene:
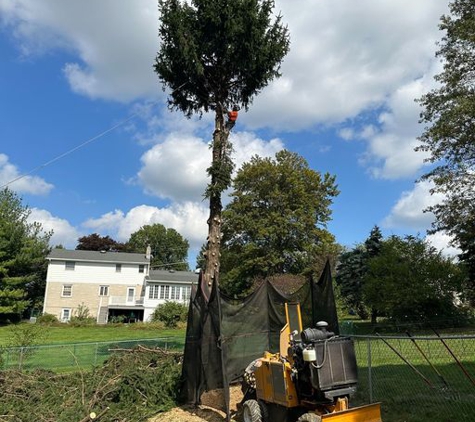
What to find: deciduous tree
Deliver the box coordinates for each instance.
[127,224,189,271]
[417,0,475,285]
[363,235,466,323]
[219,150,339,294]
[76,233,125,252]
[154,0,290,296]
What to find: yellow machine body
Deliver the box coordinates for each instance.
[254,352,300,407]
[244,303,382,422]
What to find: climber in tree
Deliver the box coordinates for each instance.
[225,105,240,131]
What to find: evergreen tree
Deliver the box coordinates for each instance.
[0,188,51,320]
[154,0,290,296]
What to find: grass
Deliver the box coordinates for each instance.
[352,336,475,422]
[0,322,186,346]
[0,322,186,373]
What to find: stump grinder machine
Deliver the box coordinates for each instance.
[241,303,382,422]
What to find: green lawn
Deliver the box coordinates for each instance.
[0,322,186,346]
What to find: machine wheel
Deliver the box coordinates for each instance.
[243,399,264,422]
[296,412,322,422]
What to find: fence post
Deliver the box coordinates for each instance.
[94,343,98,366]
[367,337,373,403]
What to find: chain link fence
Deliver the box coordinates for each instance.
[0,337,184,372]
[2,330,475,421]
[351,334,475,422]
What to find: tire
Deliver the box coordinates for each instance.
[243,399,264,422]
[296,412,322,422]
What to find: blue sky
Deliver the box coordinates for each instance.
[0,0,459,268]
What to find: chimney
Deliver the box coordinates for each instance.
[146,245,152,261]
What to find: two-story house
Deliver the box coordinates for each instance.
[42,248,198,323]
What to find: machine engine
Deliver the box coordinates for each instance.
[290,322,358,404]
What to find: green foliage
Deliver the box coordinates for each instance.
[336,226,383,321]
[416,0,475,284]
[220,150,339,294]
[36,313,59,325]
[363,235,467,323]
[0,348,182,421]
[155,0,290,115]
[76,233,126,252]
[151,301,188,328]
[0,188,51,320]
[6,323,49,369]
[127,224,189,270]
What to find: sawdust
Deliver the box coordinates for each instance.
[150,385,244,422]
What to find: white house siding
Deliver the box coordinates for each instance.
[143,281,193,321]
[43,259,148,321]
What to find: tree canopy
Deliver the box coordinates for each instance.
[76,233,125,252]
[336,226,382,321]
[416,0,475,285]
[127,224,189,271]
[0,188,51,320]
[219,150,339,294]
[364,235,467,323]
[155,0,290,115]
[154,0,290,296]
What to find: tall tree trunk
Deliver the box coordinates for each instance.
[202,106,230,300]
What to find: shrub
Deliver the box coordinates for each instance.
[151,301,188,328]
[37,313,59,325]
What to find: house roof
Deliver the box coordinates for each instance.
[148,269,199,284]
[47,249,150,264]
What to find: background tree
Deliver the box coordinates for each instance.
[336,226,383,321]
[0,188,51,321]
[336,245,369,320]
[219,150,339,295]
[127,224,189,271]
[76,233,125,252]
[416,0,475,289]
[363,235,467,324]
[155,0,290,296]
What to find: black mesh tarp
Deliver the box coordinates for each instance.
[180,260,338,419]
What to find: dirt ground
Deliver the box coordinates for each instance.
[150,386,244,422]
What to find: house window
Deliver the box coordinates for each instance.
[160,285,168,300]
[65,261,75,271]
[170,286,177,300]
[138,264,145,273]
[164,285,170,299]
[149,285,159,299]
[61,308,71,322]
[99,285,109,296]
[62,285,72,297]
[183,286,191,301]
[116,264,122,273]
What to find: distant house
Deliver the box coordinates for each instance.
[42,248,198,323]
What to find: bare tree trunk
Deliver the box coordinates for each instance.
[202,106,230,300]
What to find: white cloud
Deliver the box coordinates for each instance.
[137,130,284,202]
[247,0,448,130]
[83,202,209,255]
[28,208,80,248]
[0,0,160,102]
[0,0,448,131]
[383,180,443,230]
[0,154,53,195]
[357,67,440,179]
[426,231,461,258]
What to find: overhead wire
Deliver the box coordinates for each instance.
[1,102,159,190]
